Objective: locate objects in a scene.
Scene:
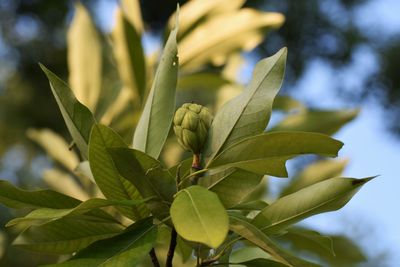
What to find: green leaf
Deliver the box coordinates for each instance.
[89,124,149,220]
[269,109,359,136]
[0,180,80,209]
[39,64,96,160]
[112,8,146,102]
[27,128,79,171]
[253,177,374,234]
[179,9,285,70]
[279,159,348,197]
[6,198,149,227]
[170,185,229,248]
[199,168,263,208]
[121,0,144,34]
[13,217,123,254]
[108,147,176,220]
[233,259,289,267]
[204,48,287,160]
[327,235,367,265]
[229,213,320,267]
[67,2,102,111]
[207,132,343,177]
[43,218,157,267]
[230,200,269,211]
[132,15,179,159]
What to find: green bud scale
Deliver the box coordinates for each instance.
[173,103,213,154]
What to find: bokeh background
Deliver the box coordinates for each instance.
[0,0,399,266]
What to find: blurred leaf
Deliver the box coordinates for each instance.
[108,147,176,220]
[0,230,6,259]
[168,0,245,38]
[179,9,284,69]
[207,132,343,177]
[112,8,146,102]
[199,168,263,208]
[273,95,306,112]
[27,128,79,171]
[13,217,123,254]
[229,213,320,267]
[229,246,272,263]
[269,109,359,135]
[204,48,287,160]
[89,124,149,220]
[0,180,80,209]
[67,2,102,111]
[40,64,96,160]
[171,186,228,248]
[328,235,367,265]
[281,227,335,257]
[43,168,90,201]
[233,258,289,267]
[253,177,374,234]
[121,0,144,34]
[7,198,148,227]
[279,159,348,197]
[178,72,230,92]
[43,218,156,267]
[132,17,178,159]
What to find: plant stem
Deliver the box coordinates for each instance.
[166,228,177,267]
[191,153,202,184]
[149,248,160,267]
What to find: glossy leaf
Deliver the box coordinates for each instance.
[27,128,79,171]
[269,109,359,136]
[204,48,287,160]
[108,147,175,220]
[230,200,269,211]
[199,168,263,208]
[0,180,80,209]
[67,2,102,111]
[43,218,157,267]
[280,159,348,197]
[7,198,149,227]
[132,15,179,159]
[112,8,146,101]
[89,124,149,220]
[13,217,123,254]
[207,132,343,177]
[253,177,373,234]
[179,9,285,69]
[229,213,320,267]
[170,185,229,248]
[40,64,96,160]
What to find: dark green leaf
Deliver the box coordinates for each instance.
[7,198,149,227]
[170,185,229,248]
[0,180,79,209]
[43,218,157,266]
[229,213,320,267]
[108,147,176,220]
[253,177,374,234]
[89,124,149,220]
[207,132,343,177]
[39,64,96,159]
[199,168,263,208]
[133,17,179,159]
[204,48,287,161]
[13,217,123,254]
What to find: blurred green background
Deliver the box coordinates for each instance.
[0,0,399,266]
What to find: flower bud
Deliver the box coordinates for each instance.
[173,103,213,154]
